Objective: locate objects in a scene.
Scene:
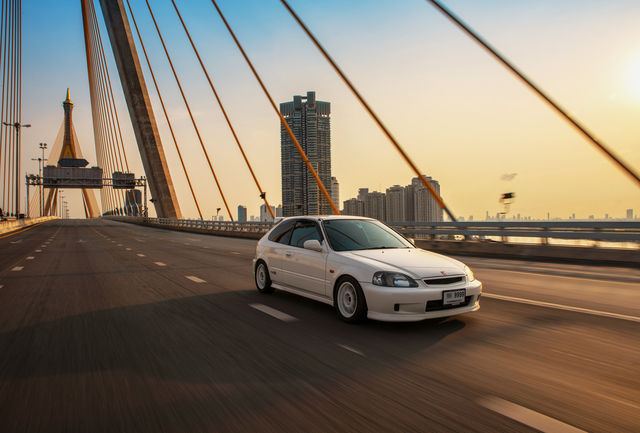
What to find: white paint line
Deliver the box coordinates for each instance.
[483,293,640,323]
[231,251,241,255]
[338,344,364,356]
[249,303,298,322]
[126,248,132,251]
[136,253,145,257]
[26,256,34,260]
[117,244,123,247]
[40,245,46,248]
[11,266,23,272]
[186,275,206,283]
[0,285,3,288]
[35,249,42,253]
[154,262,166,267]
[479,396,586,433]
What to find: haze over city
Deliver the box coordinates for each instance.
[20,0,640,219]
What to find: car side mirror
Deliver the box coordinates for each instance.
[303,239,323,252]
[406,238,416,246]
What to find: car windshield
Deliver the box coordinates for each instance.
[322,219,414,251]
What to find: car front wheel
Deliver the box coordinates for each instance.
[334,276,367,323]
[255,260,274,293]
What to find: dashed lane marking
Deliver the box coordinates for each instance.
[137,253,145,257]
[35,249,42,253]
[483,293,640,323]
[154,262,167,267]
[11,266,23,271]
[186,275,206,283]
[126,248,132,251]
[26,256,34,260]
[479,396,586,433]
[249,304,298,322]
[338,344,364,356]
[231,251,241,255]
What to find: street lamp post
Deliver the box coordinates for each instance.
[3,121,31,217]
[39,142,47,216]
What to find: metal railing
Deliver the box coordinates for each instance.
[107,216,640,246]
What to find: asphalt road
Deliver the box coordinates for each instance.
[0,219,638,432]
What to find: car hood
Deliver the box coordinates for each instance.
[345,248,464,278]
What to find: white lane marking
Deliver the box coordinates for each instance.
[0,285,3,288]
[154,262,167,267]
[35,249,42,253]
[338,344,364,356]
[40,245,46,248]
[117,244,123,247]
[126,248,132,251]
[479,396,586,433]
[186,275,206,283]
[137,253,145,257]
[11,266,23,271]
[10,240,22,244]
[231,251,241,255]
[483,293,640,323]
[26,256,34,260]
[249,303,298,322]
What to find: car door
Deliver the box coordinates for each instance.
[280,220,327,296]
[263,219,297,284]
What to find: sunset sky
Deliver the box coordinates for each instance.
[20,0,640,220]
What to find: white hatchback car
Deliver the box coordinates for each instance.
[253,216,482,322]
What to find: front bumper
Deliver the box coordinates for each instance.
[362,279,482,322]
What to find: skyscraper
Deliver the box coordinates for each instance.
[331,176,339,211]
[237,205,247,222]
[280,91,332,216]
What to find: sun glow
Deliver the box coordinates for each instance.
[629,55,640,99]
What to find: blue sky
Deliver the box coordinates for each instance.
[18,0,640,219]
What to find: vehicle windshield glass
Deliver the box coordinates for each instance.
[322,219,413,251]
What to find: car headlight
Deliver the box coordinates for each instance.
[372,271,418,288]
[464,265,475,282]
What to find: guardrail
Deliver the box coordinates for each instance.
[387,221,640,244]
[107,216,640,245]
[0,216,59,235]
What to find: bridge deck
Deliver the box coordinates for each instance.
[0,219,638,432]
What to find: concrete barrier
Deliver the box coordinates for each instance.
[0,216,59,235]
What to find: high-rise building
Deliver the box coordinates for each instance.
[385,185,405,222]
[342,198,364,216]
[237,205,247,222]
[364,191,386,221]
[260,204,276,222]
[331,176,339,211]
[627,208,634,219]
[413,176,442,222]
[280,91,332,216]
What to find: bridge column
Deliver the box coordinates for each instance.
[97,0,182,219]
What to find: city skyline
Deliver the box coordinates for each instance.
[15,0,640,219]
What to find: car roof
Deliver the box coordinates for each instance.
[277,215,375,222]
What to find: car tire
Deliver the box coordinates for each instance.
[334,276,367,323]
[255,260,274,293]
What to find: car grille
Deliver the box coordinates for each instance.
[426,296,472,312]
[423,276,464,285]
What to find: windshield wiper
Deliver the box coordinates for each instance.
[364,246,401,250]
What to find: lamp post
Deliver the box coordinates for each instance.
[3,121,31,217]
[39,142,47,216]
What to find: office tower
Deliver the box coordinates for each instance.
[331,177,339,211]
[413,176,442,222]
[364,191,386,221]
[357,188,369,201]
[385,185,405,222]
[260,204,276,222]
[237,205,247,222]
[627,209,633,219]
[280,91,332,216]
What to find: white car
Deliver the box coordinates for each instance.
[253,216,482,322]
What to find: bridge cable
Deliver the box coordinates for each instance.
[170,0,274,219]
[280,0,455,221]
[209,0,339,216]
[123,0,203,219]
[0,0,9,211]
[426,0,640,188]
[142,0,234,221]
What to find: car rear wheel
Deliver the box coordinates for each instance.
[255,261,274,293]
[334,276,367,323]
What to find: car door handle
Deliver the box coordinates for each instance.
[285,252,292,257]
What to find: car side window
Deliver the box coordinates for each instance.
[289,220,323,248]
[268,220,296,244]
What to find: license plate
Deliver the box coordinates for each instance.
[443,289,466,305]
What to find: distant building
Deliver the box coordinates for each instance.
[280,91,331,216]
[237,205,247,222]
[627,208,633,219]
[276,205,283,218]
[331,177,339,211]
[412,176,442,222]
[385,185,405,222]
[260,204,276,222]
[342,198,364,216]
[364,191,386,221]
